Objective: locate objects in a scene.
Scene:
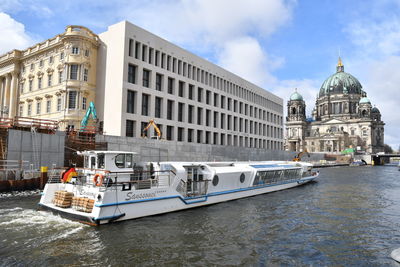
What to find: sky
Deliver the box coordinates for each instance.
[0,0,399,150]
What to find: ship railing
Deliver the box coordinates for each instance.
[176,179,209,197]
[98,170,176,190]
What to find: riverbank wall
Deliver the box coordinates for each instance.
[96,134,326,162]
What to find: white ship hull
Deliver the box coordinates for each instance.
[39,151,319,225]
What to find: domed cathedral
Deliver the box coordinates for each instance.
[286,58,385,154]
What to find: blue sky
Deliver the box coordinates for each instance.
[1,0,399,150]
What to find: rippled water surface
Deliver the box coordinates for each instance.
[1,166,400,266]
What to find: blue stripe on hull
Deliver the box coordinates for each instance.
[95,177,316,208]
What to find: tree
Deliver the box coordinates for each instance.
[383,144,393,153]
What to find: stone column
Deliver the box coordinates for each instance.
[0,76,4,117]
[9,72,18,118]
[3,74,11,117]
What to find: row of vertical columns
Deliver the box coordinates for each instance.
[0,72,18,118]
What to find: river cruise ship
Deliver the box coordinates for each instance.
[39,151,319,225]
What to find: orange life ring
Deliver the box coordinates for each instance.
[93,173,104,186]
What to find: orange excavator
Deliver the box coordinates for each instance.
[142,119,162,139]
[293,150,310,162]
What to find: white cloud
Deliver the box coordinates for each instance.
[346,16,400,148]
[0,13,34,55]
[117,0,294,87]
[218,37,282,86]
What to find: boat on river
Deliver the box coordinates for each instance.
[39,151,319,225]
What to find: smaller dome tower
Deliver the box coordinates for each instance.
[359,97,372,119]
[287,88,306,121]
[286,89,307,152]
[371,106,381,122]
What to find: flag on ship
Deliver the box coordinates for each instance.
[61,167,77,183]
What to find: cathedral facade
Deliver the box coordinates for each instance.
[286,58,385,154]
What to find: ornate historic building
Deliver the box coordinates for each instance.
[0,25,99,130]
[286,58,385,154]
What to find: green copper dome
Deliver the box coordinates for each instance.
[290,90,303,101]
[359,97,371,104]
[319,58,362,96]
[371,106,380,113]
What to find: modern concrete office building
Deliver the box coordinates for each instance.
[97,21,284,149]
[0,20,284,150]
[0,26,99,130]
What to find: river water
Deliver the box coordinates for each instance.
[1,166,400,266]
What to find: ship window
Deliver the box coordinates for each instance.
[98,153,105,169]
[90,156,96,169]
[84,156,89,168]
[240,173,245,183]
[212,175,219,186]
[126,154,133,168]
[115,154,125,168]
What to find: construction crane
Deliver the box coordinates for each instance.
[80,101,98,131]
[142,119,162,139]
[293,150,310,162]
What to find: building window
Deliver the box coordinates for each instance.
[27,103,32,116]
[214,93,218,107]
[206,90,211,104]
[127,90,136,114]
[167,100,174,120]
[188,84,194,100]
[70,64,78,80]
[135,42,140,59]
[187,129,193,143]
[39,60,43,67]
[48,74,52,87]
[126,120,135,137]
[142,69,150,87]
[128,64,136,84]
[128,39,134,57]
[197,107,202,125]
[179,81,185,97]
[49,56,53,64]
[72,47,79,54]
[59,71,63,84]
[156,73,163,91]
[178,127,184,141]
[214,111,218,128]
[188,105,194,123]
[46,99,51,113]
[155,97,162,118]
[168,77,174,94]
[221,95,225,109]
[38,77,42,89]
[141,94,149,116]
[166,126,173,141]
[60,52,64,60]
[68,91,77,109]
[82,97,87,110]
[178,103,184,122]
[85,49,90,57]
[19,105,23,116]
[36,102,41,115]
[30,63,34,71]
[198,87,203,102]
[83,68,88,82]
[206,110,211,126]
[57,97,62,111]
[20,83,24,94]
[141,121,148,137]
[197,130,202,143]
